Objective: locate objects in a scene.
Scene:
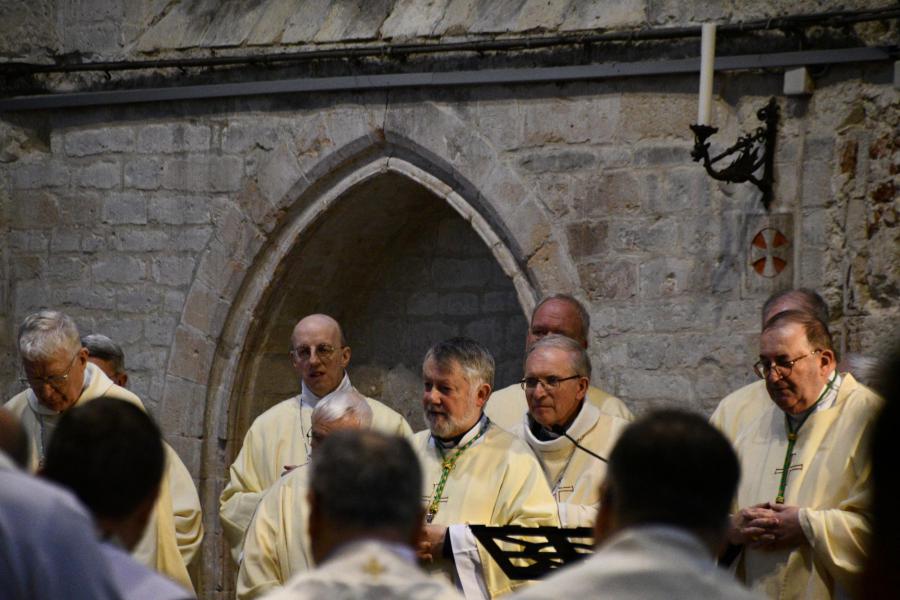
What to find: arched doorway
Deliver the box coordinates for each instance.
[231,170,529,437]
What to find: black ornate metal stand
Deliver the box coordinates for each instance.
[690,97,779,211]
[469,525,594,580]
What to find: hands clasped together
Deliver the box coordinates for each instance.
[729,502,806,550]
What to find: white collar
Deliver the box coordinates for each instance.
[524,400,600,452]
[26,362,96,416]
[300,372,353,408]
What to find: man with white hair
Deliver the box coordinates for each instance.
[4,310,203,592]
[415,337,559,598]
[220,314,413,563]
[515,335,629,526]
[486,294,631,431]
[237,390,375,599]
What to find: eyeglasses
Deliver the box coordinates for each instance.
[290,343,341,363]
[20,351,80,390]
[520,374,581,391]
[753,350,820,379]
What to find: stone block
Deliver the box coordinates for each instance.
[102,192,147,224]
[124,157,163,190]
[172,226,214,252]
[169,325,216,384]
[161,376,208,438]
[463,317,505,344]
[521,96,620,146]
[381,0,449,39]
[167,435,203,479]
[639,257,699,299]
[151,255,197,287]
[162,157,243,193]
[800,160,834,208]
[407,291,440,317]
[92,255,146,284]
[560,0,645,29]
[652,168,708,214]
[572,170,642,217]
[111,229,171,252]
[439,292,480,316]
[80,232,107,253]
[148,195,212,225]
[51,230,81,252]
[57,192,103,225]
[800,207,828,248]
[578,259,638,300]
[46,256,88,281]
[182,283,230,334]
[145,315,177,346]
[10,192,59,228]
[517,149,597,174]
[164,289,187,314]
[221,122,281,154]
[116,285,164,314]
[136,125,176,153]
[633,144,693,168]
[64,128,134,156]
[6,231,49,253]
[743,213,794,295]
[566,221,609,258]
[73,160,121,189]
[281,0,331,43]
[618,370,693,402]
[256,142,303,207]
[14,280,51,313]
[513,0,568,31]
[50,285,117,311]
[482,290,519,314]
[92,318,143,345]
[431,258,492,289]
[11,161,69,189]
[11,255,44,280]
[609,217,679,254]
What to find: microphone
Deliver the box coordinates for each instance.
[550,425,608,463]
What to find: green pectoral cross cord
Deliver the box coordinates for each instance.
[426,426,487,523]
[775,376,834,504]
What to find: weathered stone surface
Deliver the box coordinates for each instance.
[102,192,147,225]
[64,128,134,157]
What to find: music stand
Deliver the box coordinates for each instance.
[469,525,594,580]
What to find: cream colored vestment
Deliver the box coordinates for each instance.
[710,379,770,441]
[729,374,879,599]
[4,363,203,593]
[412,421,560,598]
[236,463,313,600]
[485,383,632,433]
[220,377,413,562]
[513,401,630,527]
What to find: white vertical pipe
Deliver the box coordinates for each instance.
[697,23,717,125]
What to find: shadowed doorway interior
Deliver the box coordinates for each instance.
[230,171,529,441]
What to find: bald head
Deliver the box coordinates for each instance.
[290,314,351,398]
[761,289,829,328]
[527,295,591,350]
[0,408,30,469]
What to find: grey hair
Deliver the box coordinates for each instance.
[840,353,881,388]
[424,337,495,388]
[81,334,126,374]
[18,310,82,361]
[526,334,592,379]
[311,390,373,428]
[533,294,591,346]
[311,430,422,535]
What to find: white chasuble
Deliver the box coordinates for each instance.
[4,363,203,593]
[237,464,313,600]
[731,374,880,599]
[485,383,632,433]
[710,379,771,442]
[412,421,560,598]
[515,402,630,527]
[220,375,413,562]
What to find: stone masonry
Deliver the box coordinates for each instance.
[1,2,898,597]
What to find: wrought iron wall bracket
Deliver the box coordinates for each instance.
[690,97,779,211]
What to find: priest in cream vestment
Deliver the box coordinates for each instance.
[485,294,631,431]
[512,335,629,527]
[711,288,832,442]
[6,311,202,592]
[415,338,560,599]
[237,390,373,599]
[260,430,462,600]
[220,314,412,562]
[726,311,879,600]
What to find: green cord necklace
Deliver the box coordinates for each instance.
[426,422,489,523]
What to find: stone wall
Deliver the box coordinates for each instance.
[1,3,898,598]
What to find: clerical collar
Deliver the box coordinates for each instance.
[527,400,588,442]
[434,414,488,451]
[785,371,841,430]
[299,372,352,407]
